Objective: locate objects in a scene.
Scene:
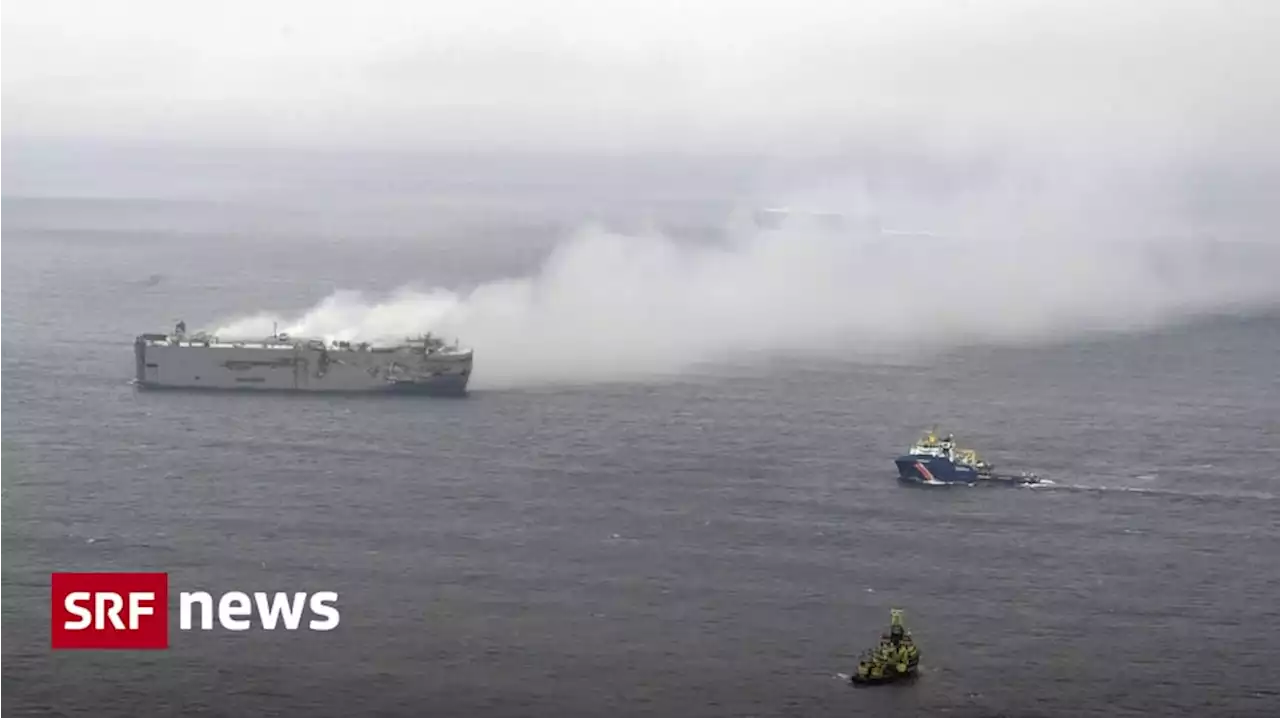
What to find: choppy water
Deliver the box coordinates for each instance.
[4,198,1280,717]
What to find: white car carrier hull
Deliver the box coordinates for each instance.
[134,329,472,396]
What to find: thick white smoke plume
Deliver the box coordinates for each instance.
[213,216,1280,388]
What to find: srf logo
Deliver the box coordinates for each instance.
[52,572,341,650]
[52,572,169,649]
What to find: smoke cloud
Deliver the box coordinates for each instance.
[213,214,1280,388]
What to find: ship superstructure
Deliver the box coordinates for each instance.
[134,322,472,396]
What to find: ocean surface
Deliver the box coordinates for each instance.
[4,195,1280,718]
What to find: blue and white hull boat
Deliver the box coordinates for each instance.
[895,431,1041,486]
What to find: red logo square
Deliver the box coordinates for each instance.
[51,572,169,649]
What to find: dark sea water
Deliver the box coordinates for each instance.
[4,196,1280,718]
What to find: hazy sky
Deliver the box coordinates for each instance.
[5,0,1279,157]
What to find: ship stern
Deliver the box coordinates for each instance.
[390,351,472,396]
[387,373,470,397]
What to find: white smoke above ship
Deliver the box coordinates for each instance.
[213,213,1280,388]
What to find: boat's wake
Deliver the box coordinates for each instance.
[904,475,1273,502]
[1011,480,1275,502]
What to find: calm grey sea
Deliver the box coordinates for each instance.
[4,196,1279,718]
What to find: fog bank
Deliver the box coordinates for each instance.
[6,1,1279,158]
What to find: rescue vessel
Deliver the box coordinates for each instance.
[850,609,921,687]
[895,430,1041,486]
